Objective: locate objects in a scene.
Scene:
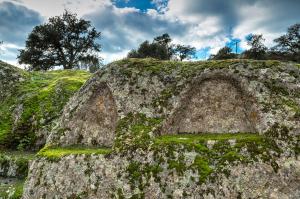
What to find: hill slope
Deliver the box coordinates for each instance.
[0,61,90,150]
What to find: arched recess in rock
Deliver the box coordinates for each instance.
[63,82,118,147]
[162,75,260,134]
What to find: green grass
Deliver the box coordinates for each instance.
[155,133,263,145]
[124,132,275,190]
[0,151,35,159]
[114,58,286,78]
[37,146,112,161]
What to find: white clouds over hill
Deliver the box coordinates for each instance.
[0,0,299,65]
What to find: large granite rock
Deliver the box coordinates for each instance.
[48,59,300,147]
[23,59,300,198]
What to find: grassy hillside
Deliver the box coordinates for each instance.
[0,61,90,150]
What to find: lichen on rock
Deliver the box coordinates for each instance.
[9,58,300,198]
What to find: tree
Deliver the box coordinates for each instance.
[154,33,172,46]
[243,34,267,60]
[273,23,300,62]
[128,33,173,60]
[127,33,197,61]
[153,33,173,59]
[76,54,102,73]
[174,44,196,61]
[18,10,101,71]
[209,46,236,60]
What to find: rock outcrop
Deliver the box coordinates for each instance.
[21,59,300,198]
[48,59,300,146]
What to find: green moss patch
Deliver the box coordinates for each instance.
[153,133,275,178]
[122,132,282,194]
[114,113,163,151]
[0,151,35,159]
[155,133,263,144]
[37,146,111,161]
[114,58,286,79]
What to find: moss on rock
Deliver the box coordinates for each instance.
[114,113,163,151]
[37,145,111,161]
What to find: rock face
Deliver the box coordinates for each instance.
[48,59,300,146]
[23,59,300,198]
[163,74,259,134]
[54,82,118,147]
[23,153,300,199]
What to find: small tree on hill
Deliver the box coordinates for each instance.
[273,23,300,62]
[154,33,172,46]
[128,33,196,61]
[243,34,267,60]
[174,44,196,61]
[18,10,101,71]
[209,46,236,60]
[128,33,173,60]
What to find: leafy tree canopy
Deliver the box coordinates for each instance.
[174,44,196,61]
[18,10,101,71]
[209,46,236,60]
[128,33,173,60]
[128,33,196,61]
[273,23,300,62]
[243,34,267,60]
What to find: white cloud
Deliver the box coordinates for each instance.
[101,50,129,64]
[5,0,112,18]
[1,0,300,65]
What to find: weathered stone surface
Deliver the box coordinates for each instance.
[48,59,300,147]
[0,61,25,101]
[204,157,300,199]
[23,59,300,198]
[53,82,118,147]
[23,153,300,199]
[162,74,259,134]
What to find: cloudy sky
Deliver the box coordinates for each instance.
[0,0,299,66]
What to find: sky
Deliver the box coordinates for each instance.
[0,0,299,66]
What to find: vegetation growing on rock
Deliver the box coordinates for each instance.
[1,58,298,198]
[0,61,90,150]
[0,178,24,199]
[37,145,111,161]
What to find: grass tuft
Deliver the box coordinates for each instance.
[37,145,112,161]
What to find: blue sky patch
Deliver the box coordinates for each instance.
[195,47,210,60]
[226,38,242,54]
[113,0,157,11]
